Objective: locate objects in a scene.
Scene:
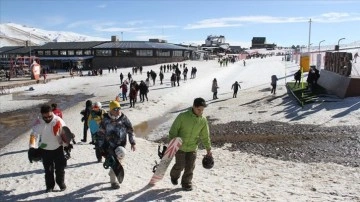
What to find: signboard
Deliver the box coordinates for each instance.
[300,53,310,72]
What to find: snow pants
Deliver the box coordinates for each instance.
[170,150,197,187]
[40,146,66,190]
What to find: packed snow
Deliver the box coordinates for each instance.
[0,51,359,201]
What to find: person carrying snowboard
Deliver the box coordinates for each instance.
[80,100,92,143]
[88,101,107,162]
[28,104,71,192]
[168,97,212,191]
[97,100,136,189]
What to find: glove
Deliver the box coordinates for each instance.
[64,144,73,153]
[28,148,35,163]
[64,144,73,159]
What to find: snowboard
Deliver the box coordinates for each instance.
[149,137,182,185]
[89,119,100,135]
[103,150,125,184]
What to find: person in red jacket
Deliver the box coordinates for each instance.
[51,103,63,118]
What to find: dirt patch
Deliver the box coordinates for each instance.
[208,119,360,167]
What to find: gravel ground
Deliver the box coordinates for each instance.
[208,119,360,167]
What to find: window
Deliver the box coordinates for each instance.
[60,50,67,56]
[68,50,74,55]
[76,50,83,55]
[45,50,51,56]
[156,50,170,57]
[173,50,183,57]
[118,49,136,57]
[136,50,153,56]
[96,49,112,56]
[37,51,44,56]
[84,50,92,55]
[52,50,58,55]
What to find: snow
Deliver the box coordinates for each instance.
[1,50,360,201]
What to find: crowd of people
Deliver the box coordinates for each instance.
[26,57,304,194]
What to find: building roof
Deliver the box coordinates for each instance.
[0,46,24,53]
[93,41,190,50]
[35,41,106,50]
[5,46,39,54]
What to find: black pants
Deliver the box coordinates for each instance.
[233,90,238,98]
[40,146,66,190]
[83,124,89,142]
[140,93,148,102]
[213,92,218,99]
[271,84,277,94]
[130,98,136,107]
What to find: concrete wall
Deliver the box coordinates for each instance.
[318,69,360,98]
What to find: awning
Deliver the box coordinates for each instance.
[38,56,94,61]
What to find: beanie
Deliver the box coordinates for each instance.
[109,100,121,111]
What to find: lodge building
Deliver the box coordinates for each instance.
[0,36,192,71]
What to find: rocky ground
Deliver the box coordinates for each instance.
[208,119,360,168]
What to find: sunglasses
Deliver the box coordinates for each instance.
[112,107,121,111]
[42,115,53,120]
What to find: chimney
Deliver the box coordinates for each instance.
[111,36,118,42]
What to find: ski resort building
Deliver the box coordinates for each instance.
[0,36,192,71]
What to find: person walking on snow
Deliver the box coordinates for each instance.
[97,100,136,189]
[80,100,92,142]
[211,78,219,99]
[51,103,63,118]
[169,97,212,191]
[231,81,241,98]
[28,104,70,192]
[87,102,107,162]
[271,75,278,94]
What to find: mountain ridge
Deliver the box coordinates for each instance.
[0,23,108,47]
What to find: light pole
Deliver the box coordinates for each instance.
[29,32,32,58]
[318,40,325,54]
[337,37,345,51]
[29,29,35,58]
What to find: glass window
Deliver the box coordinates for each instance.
[136,50,153,56]
[84,50,92,55]
[68,50,74,55]
[45,50,51,56]
[96,49,112,56]
[156,50,170,57]
[60,50,67,56]
[76,50,83,55]
[37,51,44,56]
[173,50,183,57]
[117,49,136,57]
[52,50,58,55]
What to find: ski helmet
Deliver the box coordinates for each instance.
[115,146,126,160]
[202,155,214,169]
[28,148,42,163]
[93,102,102,109]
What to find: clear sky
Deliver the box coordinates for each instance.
[1,0,359,48]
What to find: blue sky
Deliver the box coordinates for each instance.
[1,0,359,48]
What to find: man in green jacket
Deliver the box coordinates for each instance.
[169,97,212,191]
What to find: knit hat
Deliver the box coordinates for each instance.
[109,100,121,111]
